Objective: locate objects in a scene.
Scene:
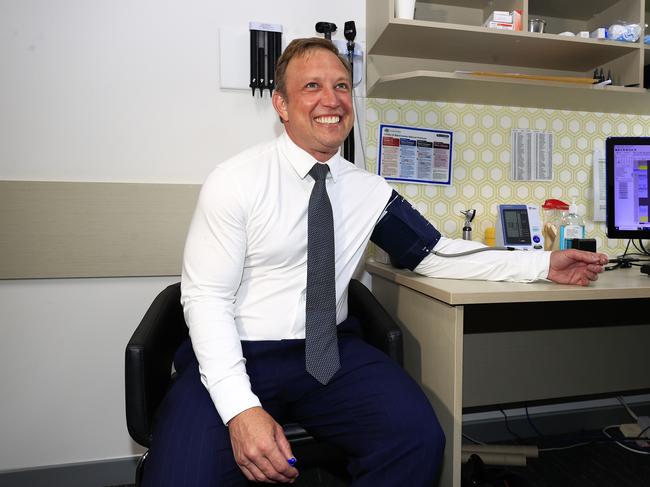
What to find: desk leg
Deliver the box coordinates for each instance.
[372,276,464,487]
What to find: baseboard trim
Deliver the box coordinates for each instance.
[463,402,650,443]
[0,456,139,487]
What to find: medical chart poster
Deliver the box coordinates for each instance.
[377,124,453,185]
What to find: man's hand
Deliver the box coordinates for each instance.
[547,249,609,286]
[228,406,299,483]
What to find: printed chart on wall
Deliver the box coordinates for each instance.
[510,129,553,181]
[378,124,453,185]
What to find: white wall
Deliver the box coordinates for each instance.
[0,0,365,471]
[0,276,177,468]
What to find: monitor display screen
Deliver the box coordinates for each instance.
[502,208,531,245]
[605,137,650,239]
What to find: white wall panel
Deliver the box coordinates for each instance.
[0,0,365,471]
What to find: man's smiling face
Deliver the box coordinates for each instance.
[272,48,353,162]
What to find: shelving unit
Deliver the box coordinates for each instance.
[366,0,649,113]
[645,3,650,73]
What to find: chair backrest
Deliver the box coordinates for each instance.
[349,279,403,366]
[125,282,187,447]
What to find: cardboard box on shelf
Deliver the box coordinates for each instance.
[487,21,514,30]
[492,10,513,23]
[512,10,522,31]
[484,10,522,31]
[484,10,512,25]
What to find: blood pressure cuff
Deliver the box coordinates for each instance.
[370,190,441,270]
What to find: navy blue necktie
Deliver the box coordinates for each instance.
[305,163,340,385]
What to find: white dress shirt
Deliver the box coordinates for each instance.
[181,132,550,424]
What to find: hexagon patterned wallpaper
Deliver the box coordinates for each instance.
[366,98,650,257]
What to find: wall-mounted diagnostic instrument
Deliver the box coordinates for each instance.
[249,22,282,97]
[495,204,544,250]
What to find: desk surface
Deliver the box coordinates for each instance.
[366,260,650,305]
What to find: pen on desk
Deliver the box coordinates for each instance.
[287,457,297,466]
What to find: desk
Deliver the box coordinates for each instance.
[366,261,650,487]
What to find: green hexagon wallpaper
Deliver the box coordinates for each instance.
[366,98,650,257]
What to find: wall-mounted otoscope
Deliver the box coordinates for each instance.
[315,22,337,39]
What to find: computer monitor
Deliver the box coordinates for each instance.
[605,137,650,240]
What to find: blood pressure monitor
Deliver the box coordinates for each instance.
[495,204,544,250]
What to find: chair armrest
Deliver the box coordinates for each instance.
[125,282,188,447]
[348,279,403,367]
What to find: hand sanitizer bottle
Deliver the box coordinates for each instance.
[559,199,585,250]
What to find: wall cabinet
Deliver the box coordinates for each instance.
[367,0,650,114]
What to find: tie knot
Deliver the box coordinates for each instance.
[309,163,330,181]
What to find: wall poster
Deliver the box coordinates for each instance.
[377,124,453,185]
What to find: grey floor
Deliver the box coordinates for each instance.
[109,465,349,487]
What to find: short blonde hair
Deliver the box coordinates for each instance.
[274,37,352,98]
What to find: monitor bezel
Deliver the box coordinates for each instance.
[605,136,650,240]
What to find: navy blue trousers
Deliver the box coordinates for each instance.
[142,318,445,486]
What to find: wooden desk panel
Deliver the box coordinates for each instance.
[367,260,650,487]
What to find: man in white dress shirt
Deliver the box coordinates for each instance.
[142,38,609,486]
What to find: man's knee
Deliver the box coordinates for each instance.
[422,413,446,464]
[401,402,446,461]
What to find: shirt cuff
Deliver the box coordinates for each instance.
[529,249,552,281]
[206,374,263,425]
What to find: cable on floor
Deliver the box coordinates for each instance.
[603,425,650,455]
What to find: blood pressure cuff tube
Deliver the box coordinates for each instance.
[370,190,441,271]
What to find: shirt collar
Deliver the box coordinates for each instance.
[279,132,340,183]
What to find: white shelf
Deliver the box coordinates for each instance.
[369,19,639,71]
[366,0,649,113]
[367,70,649,113]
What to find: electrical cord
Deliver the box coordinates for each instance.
[432,246,516,258]
[605,240,634,270]
[352,94,366,169]
[462,433,486,445]
[632,239,650,256]
[623,239,632,257]
[605,240,650,270]
[465,430,650,453]
[525,405,544,438]
[463,427,650,453]
[539,442,592,452]
[499,409,524,442]
[617,396,639,421]
[638,425,650,438]
[465,400,650,454]
[640,239,649,255]
[602,425,650,455]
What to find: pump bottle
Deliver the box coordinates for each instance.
[559,199,585,250]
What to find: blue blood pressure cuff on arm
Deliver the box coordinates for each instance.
[370,190,441,271]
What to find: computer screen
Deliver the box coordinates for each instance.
[605,137,650,239]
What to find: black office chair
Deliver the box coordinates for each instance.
[125,279,403,486]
